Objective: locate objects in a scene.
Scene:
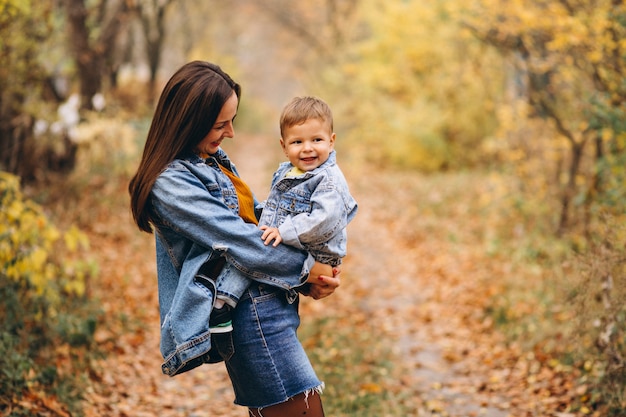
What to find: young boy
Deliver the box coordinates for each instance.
[206,96,357,332]
[258,96,358,268]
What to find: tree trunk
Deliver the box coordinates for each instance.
[557,140,586,236]
[64,0,103,110]
[583,135,605,238]
[138,0,175,103]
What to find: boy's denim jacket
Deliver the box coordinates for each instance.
[258,151,358,267]
[149,149,314,376]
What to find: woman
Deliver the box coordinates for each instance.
[129,61,339,416]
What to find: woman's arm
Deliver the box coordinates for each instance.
[151,165,314,281]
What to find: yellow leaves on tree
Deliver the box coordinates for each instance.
[0,171,92,303]
[327,0,503,171]
[0,0,31,22]
[463,0,626,233]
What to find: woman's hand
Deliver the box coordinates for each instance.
[303,263,341,300]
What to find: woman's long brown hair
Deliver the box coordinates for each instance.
[128,61,241,233]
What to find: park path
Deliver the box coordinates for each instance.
[80,134,534,416]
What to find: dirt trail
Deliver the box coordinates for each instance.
[82,134,519,416]
[336,171,513,417]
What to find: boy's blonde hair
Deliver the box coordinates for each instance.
[279,96,333,137]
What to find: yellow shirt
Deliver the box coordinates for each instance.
[286,166,306,177]
[218,164,258,225]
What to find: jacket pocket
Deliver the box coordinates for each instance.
[278,192,311,214]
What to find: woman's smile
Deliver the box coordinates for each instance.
[195,92,238,155]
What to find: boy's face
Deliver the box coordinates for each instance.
[280,118,335,172]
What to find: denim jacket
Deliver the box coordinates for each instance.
[149,149,314,376]
[258,151,358,266]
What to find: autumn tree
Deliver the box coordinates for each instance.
[249,0,359,63]
[465,0,626,234]
[1,0,135,180]
[232,0,361,97]
[1,0,176,180]
[0,0,77,180]
[131,0,177,99]
[62,0,133,110]
[464,2,625,411]
[314,0,503,170]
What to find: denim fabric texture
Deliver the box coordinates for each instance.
[216,283,324,408]
[258,151,358,267]
[215,261,252,305]
[150,149,315,376]
[216,150,358,303]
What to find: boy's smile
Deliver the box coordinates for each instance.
[280,118,335,172]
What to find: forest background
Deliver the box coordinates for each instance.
[0,0,624,416]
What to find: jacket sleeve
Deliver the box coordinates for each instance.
[151,165,313,282]
[278,175,352,248]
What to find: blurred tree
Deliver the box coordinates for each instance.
[234,0,361,99]
[62,0,132,110]
[0,0,178,181]
[583,1,626,234]
[464,5,626,408]
[466,0,626,234]
[133,0,177,99]
[250,0,359,63]
[317,0,503,170]
[168,0,363,132]
[0,0,76,180]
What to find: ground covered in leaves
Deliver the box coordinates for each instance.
[77,135,584,417]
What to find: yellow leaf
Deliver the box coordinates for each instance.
[64,279,86,297]
[64,225,89,251]
[359,383,382,394]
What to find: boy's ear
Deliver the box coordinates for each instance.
[330,133,336,149]
[280,138,288,154]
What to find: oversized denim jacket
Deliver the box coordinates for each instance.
[149,149,314,376]
[258,151,358,266]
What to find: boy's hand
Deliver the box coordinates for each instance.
[260,225,283,247]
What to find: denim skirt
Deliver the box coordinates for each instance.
[211,282,324,408]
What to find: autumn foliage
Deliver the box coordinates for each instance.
[0,172,99,415]
[0,0,625,415]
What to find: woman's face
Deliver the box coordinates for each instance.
[195,92,238,155]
